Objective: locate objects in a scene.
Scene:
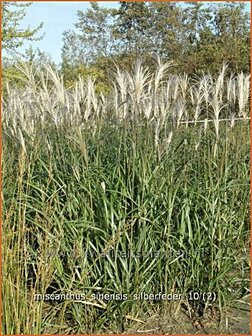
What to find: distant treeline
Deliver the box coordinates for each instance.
[61,2,250,82]
[2,2,250,92]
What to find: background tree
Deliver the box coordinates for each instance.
[61,1,250,83]
[111,2,184,68]
[2,2,45,96]
[2,2,43,54]
[180,2,213,73]
[145,2,184,61]
[62,3,115,65]
[61,2,116,89]
[210,2,250,73]
[112,2,151,56]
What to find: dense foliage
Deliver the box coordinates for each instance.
[2,62,250,333]
[62,2,250,86]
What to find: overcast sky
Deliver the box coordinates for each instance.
[4,1,251,65]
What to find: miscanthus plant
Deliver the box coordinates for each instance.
[2,60,250,334]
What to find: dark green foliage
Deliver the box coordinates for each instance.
[3,119,250,333]
[61,2,250,83]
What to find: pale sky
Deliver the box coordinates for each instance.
[4,1,251,65]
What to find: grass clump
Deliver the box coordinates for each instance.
[2,61,250,334]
